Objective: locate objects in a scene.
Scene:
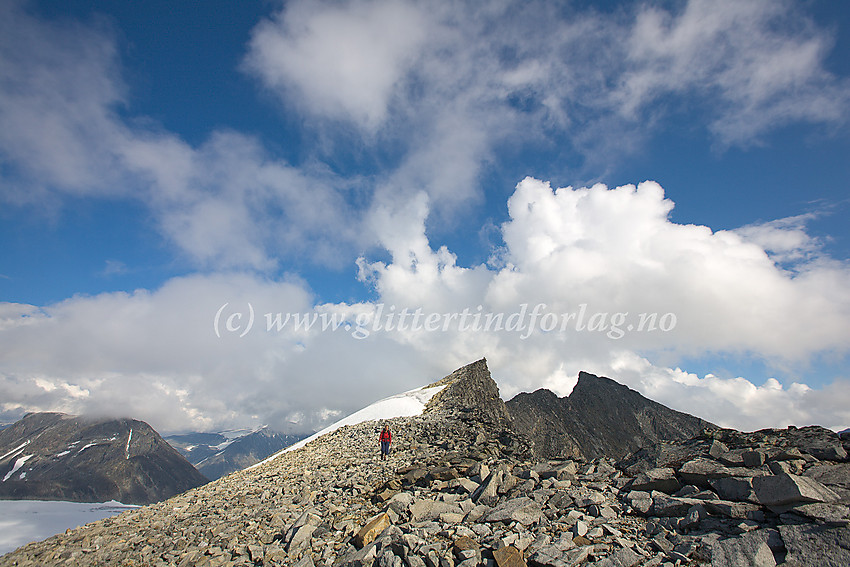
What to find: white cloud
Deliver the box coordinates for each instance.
[355,177,850,430]
[734,213,822,264]
[3,0,847,272]
[0,273,442,432]
[245,0,430,131]
[620,0,849,146]
[1,178,849,433]
[0,0,128,201]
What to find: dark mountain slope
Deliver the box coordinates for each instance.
[0,412,207,504]
[507,371,714,460]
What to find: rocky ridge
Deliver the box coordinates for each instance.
[506,372,712,461]
[1,360,849,567]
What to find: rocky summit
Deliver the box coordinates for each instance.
[2,359,849,567]
[0,412,207,505]
[506,372,712,461]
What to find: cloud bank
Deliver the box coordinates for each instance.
[3,178,849,433]
[1,0,849,433]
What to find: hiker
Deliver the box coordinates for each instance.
[379,425,392,460]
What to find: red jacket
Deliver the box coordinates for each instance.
[380,429,391,443]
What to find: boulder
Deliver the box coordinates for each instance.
[710,477,758,503]
[628,467,681,494]
[493,545,527,567]
[678,503,707,530]
[779,523,850,567]
[473,469,504,506]
[679,458,753,487]
[709,440,729,459]
[485,497,543,525]
[753,473,840,507]
[711,533,776,567]
[354,513,391,549]
[742,450,766,468]
[589,546,641,567]
[649,492,703,517]
[409,499,462,522]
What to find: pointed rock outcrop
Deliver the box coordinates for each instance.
[424,358,512,427]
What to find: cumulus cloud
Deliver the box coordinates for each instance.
[355,178,850,431]
[2,178,849,433]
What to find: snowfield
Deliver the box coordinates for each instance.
[251,383,446,469]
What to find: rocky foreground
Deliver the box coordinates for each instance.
[1,361,849,567]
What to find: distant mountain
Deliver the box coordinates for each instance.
[0,413,207,504]
[166,427,307,480]
[506,371,714,461]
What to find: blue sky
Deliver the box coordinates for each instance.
[1,0,849,434]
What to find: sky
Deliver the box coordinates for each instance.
[1,0,849,435]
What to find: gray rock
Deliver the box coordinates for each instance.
[473,469,504,506]
[753,473,840,507]
[742,450,766,468]
[679,458,749,487]
[678,503,707,530]
[703,499,762,519]
[710,534,776,567]
[410,500,463,522]
[624,490,653,515]
[485,497,543,525]
[710,477,758,503]
[588,504,617,519]
[572,520,588,537]
[589,546,641,567]
[709,440,729,459]
[649,492,703,517]
[629,468,681,494]
[787,502,850,524]
[779,523,850,567]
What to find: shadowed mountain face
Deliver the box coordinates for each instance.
[506,371,714,461]
[0,413,207,504]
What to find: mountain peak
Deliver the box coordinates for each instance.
[0,412,206,504]
[423,358,512,428]
[507,370,714,460]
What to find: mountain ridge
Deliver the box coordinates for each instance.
[506,370,714,461]
[166,427,307,480]
[0,412,207,505]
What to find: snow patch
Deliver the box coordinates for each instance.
[125,429,133,460]
[55,450,71,458]
[0,440,30,462]
[251,383,446,469]
[76,442,97,454]
[3,455,33,482]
